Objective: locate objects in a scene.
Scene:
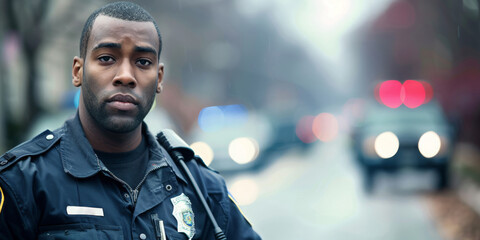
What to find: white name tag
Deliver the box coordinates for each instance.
[66,206,104,217]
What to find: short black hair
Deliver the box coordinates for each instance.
[79,1,162,59]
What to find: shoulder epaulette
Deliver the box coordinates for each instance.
[0,130,61,172]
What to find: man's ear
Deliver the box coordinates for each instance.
[72,57,84,87]
[156,63,164,93]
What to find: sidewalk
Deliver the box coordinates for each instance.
[425,142,480,240]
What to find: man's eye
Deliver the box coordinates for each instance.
[98,56,114,62]
[137,59,152,66]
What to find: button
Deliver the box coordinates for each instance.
[124,193,130,199]
[139,233,147,240]
[46,134,54,140]
[0,160,7,166]
[166,184,172,191]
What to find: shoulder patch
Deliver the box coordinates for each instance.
[0,130,61,172]
[228,191,253,227]
[0,186,4,214]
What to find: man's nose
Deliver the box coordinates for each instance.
[113,60,137,88]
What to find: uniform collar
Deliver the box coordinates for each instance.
[144,123,187,184]
[59,112,187,184]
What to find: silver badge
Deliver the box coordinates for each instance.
[171,193,195,239]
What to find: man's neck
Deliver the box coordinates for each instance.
[79,112,143,153]
[87,127,142,153]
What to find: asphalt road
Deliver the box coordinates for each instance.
[224,135,445,240]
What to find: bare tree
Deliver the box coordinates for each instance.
[2,0,50,147]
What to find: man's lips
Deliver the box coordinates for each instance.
[106,94,138,111]
[108,94,138,104]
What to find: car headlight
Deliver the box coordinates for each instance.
[374,131,399,159]
[228,137,259,164]
[418,131,441,158]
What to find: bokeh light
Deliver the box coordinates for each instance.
[229,178,259,206]
[312,113,339,142]
[296,115,317,143]
[379,80,403,108]
[222,104,249,125]
[198,105,248,132]
[418,131,441,158]
[228,137,259,164]
[402,80,425,108]
[378,80,431,108]
[190,141,214,166]
[198,106,225,131]
[374,131,399,158]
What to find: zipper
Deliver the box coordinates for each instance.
[131,164,165,204]
[96,154,166,205]
[132,189,139,203]
[102,167,137,202]
[95,155,136,203]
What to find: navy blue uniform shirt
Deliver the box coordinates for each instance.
[0,113,261,240]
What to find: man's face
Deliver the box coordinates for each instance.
[74,15,163,133]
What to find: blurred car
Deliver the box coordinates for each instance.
[188,106,274,173]
[264,112,313,152]
[351,100,455,192]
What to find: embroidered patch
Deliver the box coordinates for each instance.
[171,193,195,239]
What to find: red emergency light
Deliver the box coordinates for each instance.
[402,80,425,108]
[375,80,432,108]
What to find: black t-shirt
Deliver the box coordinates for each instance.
[95,137,149,189]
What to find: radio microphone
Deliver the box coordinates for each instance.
[157,129,227,240]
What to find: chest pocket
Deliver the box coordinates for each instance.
[38,223,123,240]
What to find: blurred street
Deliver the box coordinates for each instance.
[226,133,444,240]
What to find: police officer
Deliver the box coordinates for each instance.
[0,2,261,239]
